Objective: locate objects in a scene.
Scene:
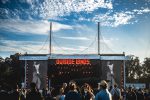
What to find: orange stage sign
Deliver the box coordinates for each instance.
[56,59,90,65]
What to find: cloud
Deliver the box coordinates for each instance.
[0,40,49,54]
[0,19,73,34]
[0,32,120,55]
[1,0,149,28]
[53,36,120,54]
[0,0,111,20]
[113,13,133,26]
[0,39,96,55]
[133,8,150,14]
[99,37,119,53]
[0,0,113,20]
[92,10,135,27]
[1,0,9,4]
[92,7,150,27]
[58,36,90,41]
[53,45,96,54]
[53,22,73,31]
[36,0,113,19]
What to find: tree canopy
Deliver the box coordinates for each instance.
[125,56,150,83]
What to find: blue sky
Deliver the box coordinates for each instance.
[0,0,150,62]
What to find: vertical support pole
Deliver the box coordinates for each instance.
[98,22,100,55]
[98,22,102,81]
[49,22,52,89]
[25,60,27,88]
[49,22,52,55]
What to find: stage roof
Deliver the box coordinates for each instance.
[19,54,130,61]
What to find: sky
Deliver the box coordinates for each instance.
[0,0,150,62]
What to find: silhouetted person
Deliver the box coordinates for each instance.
[136,88,144,100]
[26,82,42,100]
[110,84,121,100]
[10,84,22,100]
[95,80,112,100]
[126,87,137,100]
[65,83,81,100]
[94,83,101,95]
[56,88,65,100]
[81,83,95,100]
[0,84,9,100]
[62,83,68,95]
[144,89,150,100]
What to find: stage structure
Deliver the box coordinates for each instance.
[19,22,128,89]
[19,53,127,89]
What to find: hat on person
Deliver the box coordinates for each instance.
[100,80,108,87]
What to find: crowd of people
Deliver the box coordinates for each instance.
[0,80,150,100]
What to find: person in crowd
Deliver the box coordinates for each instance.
[110,84,121,100]
[136,88,144,100]
[10,84,25,100]
[42,88,47,99]
[81,83,95,100]
[51,86,60,99]
[21,88,27,99]
[45,89,53,100]
[120,88,126,100]
[65,80,81,95]
[65,83,81,100]
[26,82,42,100]
[144,89,150,100]
[56,88,65,100]
[0,83,9,100]
[62,83,68,94]
[95,80,112,100]
[126,87,137,100]
[94,83,101,95]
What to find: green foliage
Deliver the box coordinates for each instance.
[0,53,22,87]
[125,56,150,83]
[142,58,150,82]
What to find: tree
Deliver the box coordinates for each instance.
[10,53,22,85]
[0,56,13,87]
[142,58,150,83]
[0,53,23,88]
[125,56,143,83]
[125,57,135,82]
